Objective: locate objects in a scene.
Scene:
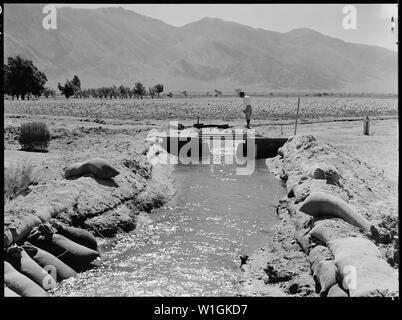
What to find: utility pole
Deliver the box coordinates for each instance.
[294,97,300,135]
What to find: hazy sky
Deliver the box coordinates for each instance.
[57,4,398,51]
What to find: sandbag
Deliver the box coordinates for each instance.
[34,206,57,223]
[293,179,349,205]
[327,283,348,297]
[327,237,381,261]
[299,192,372,232]
[4,213,42,245]
[5,246,56,291]
[336,255,398,297]
[278,147,285,158]
[4,286,21,297]
[65,158,120,179]
[303,162,341,185]
[294,228,315,254]
[28,227,100,271]
[308,245,333,275]
[22,242,77,281]
[49,220,98,252]
[286,176,299,197]
[4,261,49,297]
[286,181,295,197]
[313,260,337,296]
[309,224,340,244]
[4,226,13,248]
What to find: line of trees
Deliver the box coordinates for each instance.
[57,76,164,100]
[4,55,224,101]
[3,55,166,101]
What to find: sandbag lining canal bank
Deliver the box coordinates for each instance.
[4,152,174,247]
[240,135,398,297]
[4,137,175,295]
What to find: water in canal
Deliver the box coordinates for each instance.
[53,145,285,296]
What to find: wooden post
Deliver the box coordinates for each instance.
[281,124,283,136]
[363,116,370,135]
[294,97,300,135]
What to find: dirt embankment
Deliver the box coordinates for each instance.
[240,135,398,297]
[4,123,175,248]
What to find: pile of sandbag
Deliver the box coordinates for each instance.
[271,136,398,297]
[296,192,398,297]
[4,221,99,297]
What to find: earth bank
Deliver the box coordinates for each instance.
[4,122,175,247]
[240,135,398,297]
[3,114,399,297]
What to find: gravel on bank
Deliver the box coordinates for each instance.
[240,135,398,297]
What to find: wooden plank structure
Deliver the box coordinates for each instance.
[160,130,288,159]
[193,124,231,129]
[235,136,288,159]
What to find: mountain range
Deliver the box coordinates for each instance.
[4,4,398,93]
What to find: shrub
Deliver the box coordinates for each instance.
[18,121,50,151]
[4,159,37,202]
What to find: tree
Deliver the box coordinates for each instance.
[181,90,187,97]
[119,85,128,99]
[133,82,146,99]
[154,83,164,98]
[58,79,75,99]
[43,88,50,98]
[72,75,81,95]
[99,87,109,99]
[167,92,173,97]
[4,56,47,100]
[214,89,222,97]
[127,87,133,99]
[82,89,90,99]
[90,88,99,98]
[43,87,56,98]
[149,87,156,99]
[4,64,10,97]
[110,85,118,99]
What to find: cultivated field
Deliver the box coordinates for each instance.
[4,97,398,121]
[4,95,399,184]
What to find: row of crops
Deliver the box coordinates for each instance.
[4,97,398,121]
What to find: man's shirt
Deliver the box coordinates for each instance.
[243,95,251,107]
[243,95,252,119]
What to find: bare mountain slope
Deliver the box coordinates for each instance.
[4,4,397,93]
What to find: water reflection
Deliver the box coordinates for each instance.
[53,159,284,296]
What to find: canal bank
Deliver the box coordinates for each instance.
[240,135,398,297]
[4,128,176,296]
[4,125,398,297]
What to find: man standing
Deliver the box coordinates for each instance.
[239,91,252,129]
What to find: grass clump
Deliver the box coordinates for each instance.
[4,159,37,202]
[18,121,50,152]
